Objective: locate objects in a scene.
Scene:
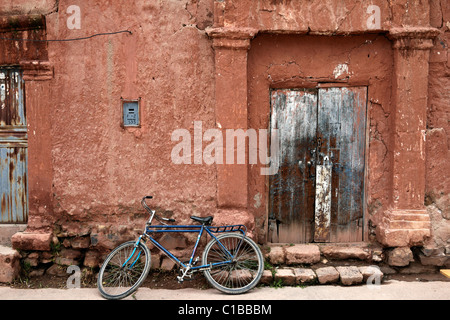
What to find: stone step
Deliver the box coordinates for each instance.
[261,265,384,287]
[261,243,386,287]
[265,243,383,266]
[0,245,21,283]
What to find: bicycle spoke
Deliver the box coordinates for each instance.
[203,234,263,294]
[98,241,151,300]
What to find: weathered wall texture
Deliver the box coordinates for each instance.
[3,0,219,264]
[45,0,217,236]
[423,0,450,266]
[0,0,448,274]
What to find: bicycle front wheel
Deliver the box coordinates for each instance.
[202,233,263,294]
[97,240,151,300]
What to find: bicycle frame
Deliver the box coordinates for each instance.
[98,197,263,299]
[138,223,247,272]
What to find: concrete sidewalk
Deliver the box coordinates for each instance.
[0,280,448,300]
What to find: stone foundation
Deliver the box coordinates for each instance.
[262,243,447,287]
[0,245,21,283]
[376,209,432,247]
[0,0,447,288]
[3,234,448,286]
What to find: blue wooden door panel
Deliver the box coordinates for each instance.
[269,87,366,243]
[317,87,367,242]
[268,89,318,243]
[0,69,28,224]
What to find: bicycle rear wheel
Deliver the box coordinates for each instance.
[97,240,151,300]
[202,233,263,294]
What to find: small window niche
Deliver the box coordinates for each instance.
[121,98,141,128]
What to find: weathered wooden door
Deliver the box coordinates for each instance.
[0,69,28,223]
[268,87,367,243]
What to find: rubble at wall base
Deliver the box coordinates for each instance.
[3,232,448,287]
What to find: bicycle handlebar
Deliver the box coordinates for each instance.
[141,196,176,224]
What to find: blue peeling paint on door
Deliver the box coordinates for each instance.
[0,69,28,223]
[269,87,367,243]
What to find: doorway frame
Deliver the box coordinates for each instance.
[267,84,370,243]
[207,25,437,246]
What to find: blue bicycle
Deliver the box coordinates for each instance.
[97,196,264,299]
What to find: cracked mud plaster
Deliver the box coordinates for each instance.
[333,63,349,78]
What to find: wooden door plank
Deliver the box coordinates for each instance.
[0,69,28,224]
[348,87,367,241]
[0,148,10,222]
[316,88,342,242]
[314,160,332,241]
[269,87,366,243]
[317,87,367,242]
[269,89,317,243]
[10,147,28,223]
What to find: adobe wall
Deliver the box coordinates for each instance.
[423,1,450,266]
[3,1,221,264]
[0,0,447,273]
[26,0,218,237]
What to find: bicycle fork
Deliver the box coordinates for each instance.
[121,236,146,270]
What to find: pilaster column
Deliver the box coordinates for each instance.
[377,27,439,247]
[206,27,257,209]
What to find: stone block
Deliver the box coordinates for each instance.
[260,269,273,285]
[377,226,409,247]
[408,229,432,246]
[89,232,121,251]
[151,254,161,269]
[358,266,384,283]
[376,209,431,247]
[268,246,285,265]
[387,247,414,267]
[45,264,67,277]
[11,232,52,251]
[293,268,316,284]
[274,268,296,285]
[60,248,82,260]
[321,246,370,260]
[160,257,176,271]
[55,248,82,266]
[71,236,91,249]
[315,266,339,284]
[285,245,320,265]
[83,250,100,268]
[336,266,363,285]
[40,251,54,264]
[0,245,21,283]
[418,253,448,266]
[24,252,40,267]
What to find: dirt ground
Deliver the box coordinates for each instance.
[2,269,210,290]
[2,268,448,291]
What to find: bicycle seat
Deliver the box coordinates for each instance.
[190,216,213,225]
